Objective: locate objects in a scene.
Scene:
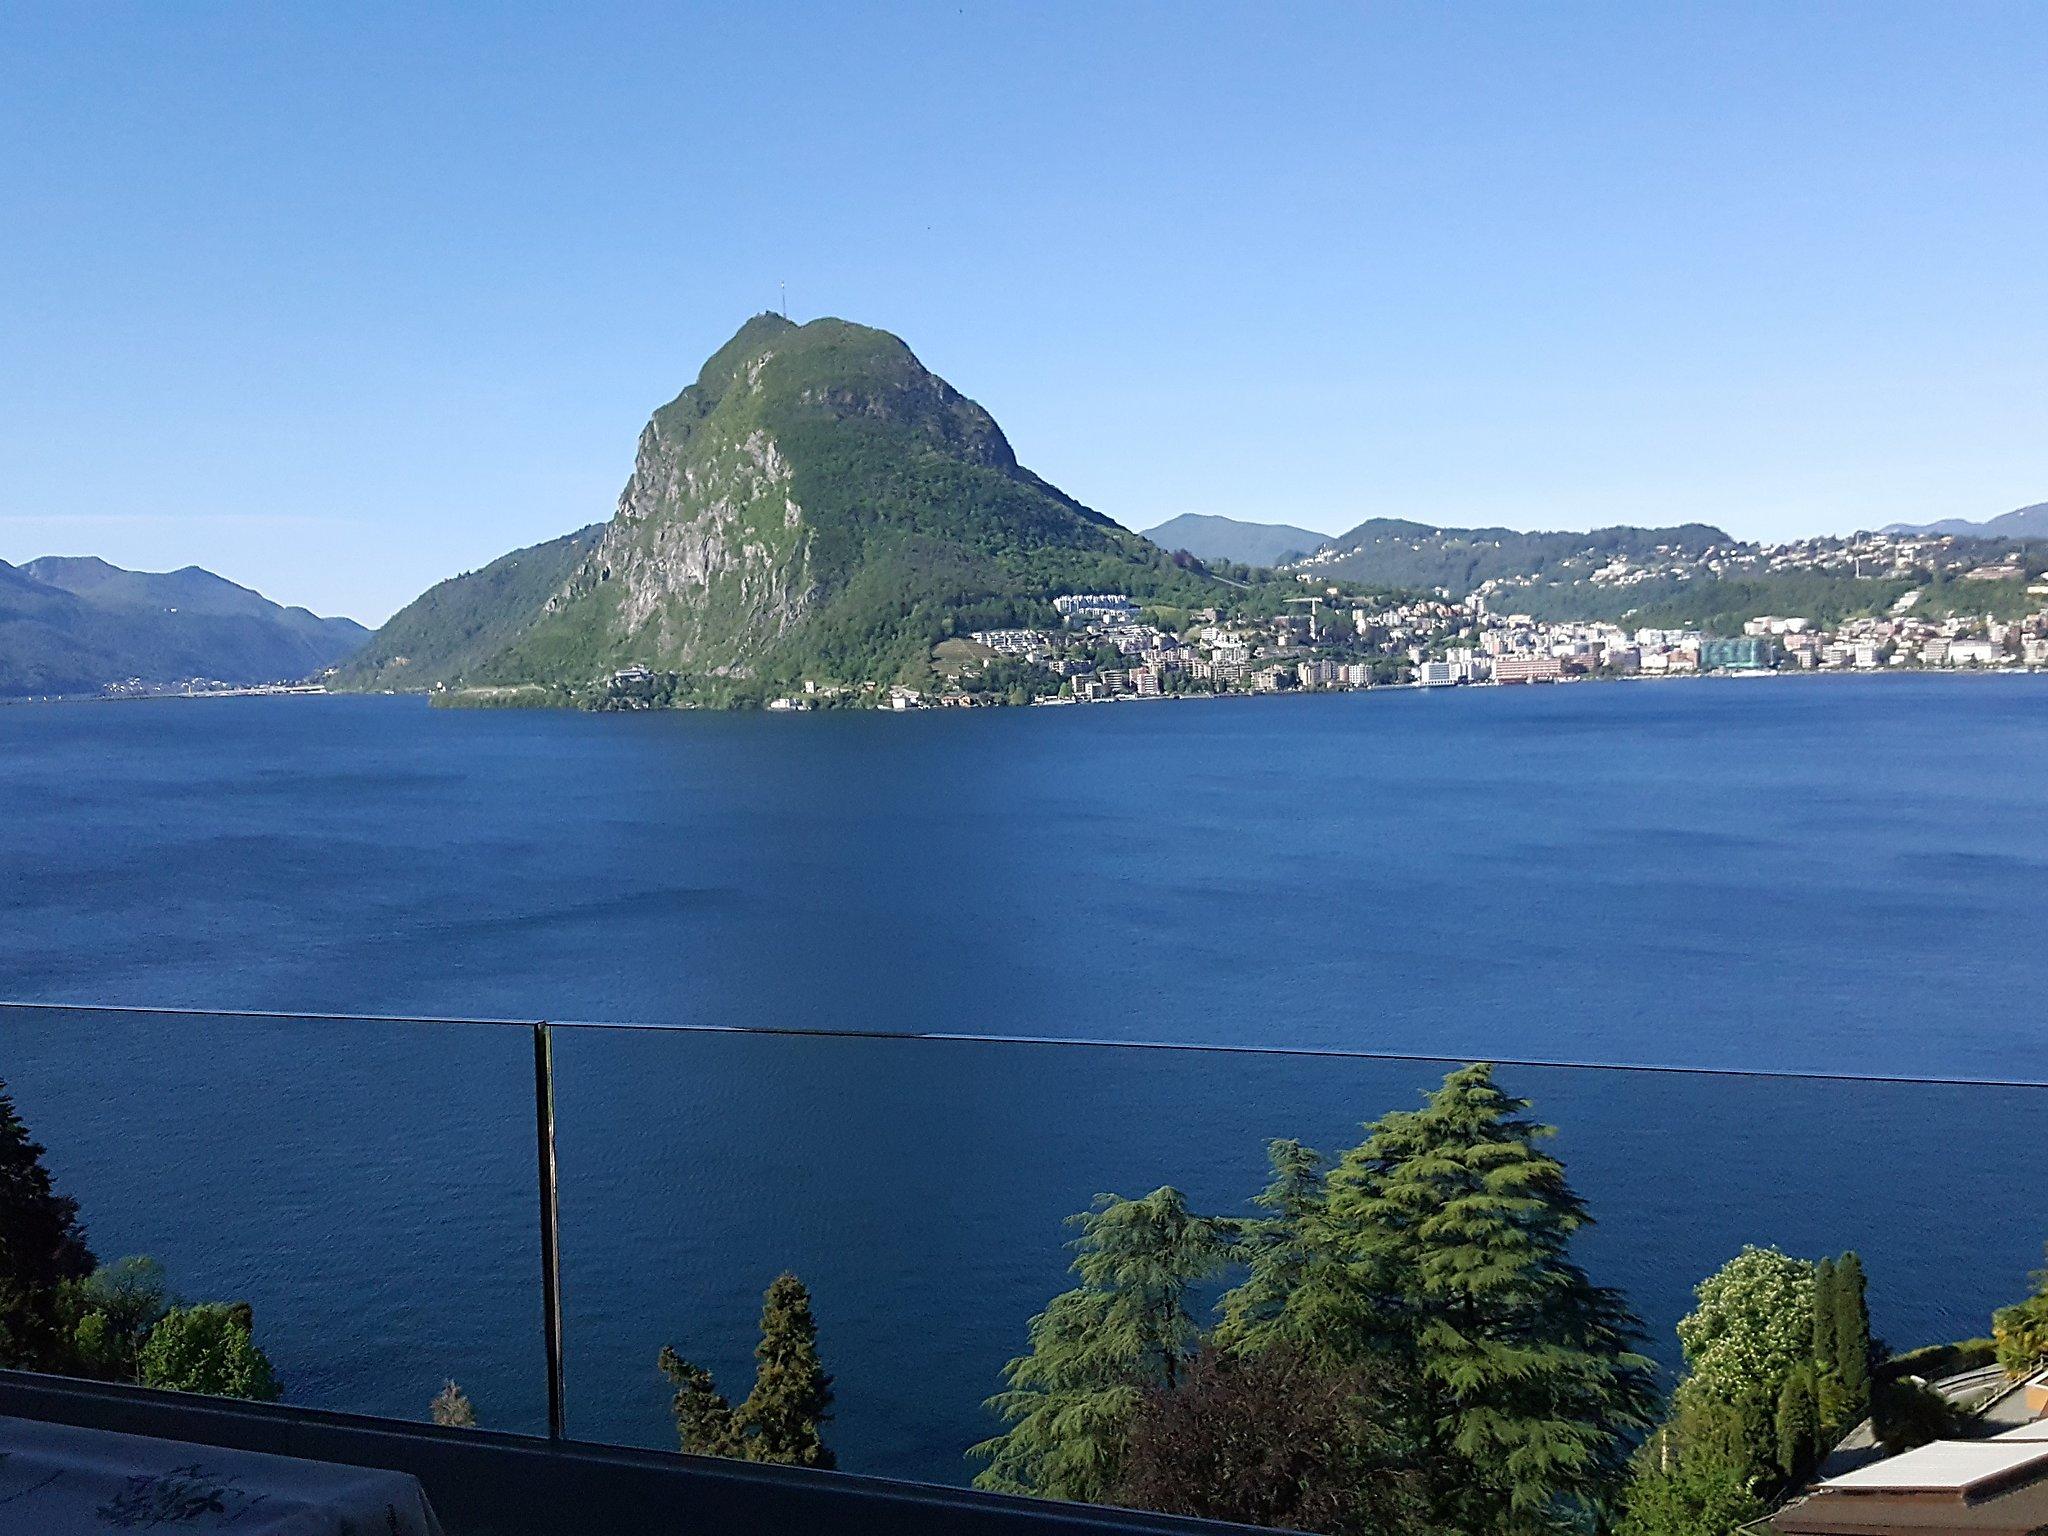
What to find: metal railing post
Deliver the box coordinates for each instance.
[532,1020,566,1441]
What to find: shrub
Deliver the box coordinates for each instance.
[136,1303,280,1402]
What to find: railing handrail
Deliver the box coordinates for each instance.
[7,992,2044,1465]
[1,998,2043,1090]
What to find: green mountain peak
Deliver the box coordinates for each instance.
[342,314,1209,704]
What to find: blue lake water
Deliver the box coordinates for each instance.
[2,676,2045,1482]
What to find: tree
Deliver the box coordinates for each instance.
[431,1380,476,1428]
[1112,1345,1432,1536]
[1993,1245,2048,1376]
[971,1187,1234,1501]
[1775,1364,1818,1475]
[1617,1401,1766,1536]
[64,1255,170,1380]
[1872,1376,1964,1456]
[1810,1258,1837,1377]
[737,1273,834,1469]
[1306,1064,1657,1533]
[1214,1139,1324,1356]
[0,1080,97,1369]
[1995,1294,2048,1378]
[659,1272,834,1468]
[1669,1247,1815,1484]
[136,1302,280,1401]
[658,1347,746,1459]
[1673,1246,1814,1428]
[1831,1252,1870,1428]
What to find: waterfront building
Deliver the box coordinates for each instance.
[1699,636,1772,671]
[1493,655,1563,684]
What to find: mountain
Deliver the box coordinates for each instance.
[337,526,603,689]
[1141,513,1329,568]
[0,557,367,697]
[346,314,1227,704]
[1296,518,1734,596]
[1880,502,2048,541]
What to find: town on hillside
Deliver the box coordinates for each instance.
[849,529,2048,711]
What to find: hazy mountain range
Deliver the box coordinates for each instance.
[1148,503,2046,582]
[0,556,368,698]
[1881,502,2048,540]
[1140,513,1329,567]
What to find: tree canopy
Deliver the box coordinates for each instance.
[660,1271,835,1469]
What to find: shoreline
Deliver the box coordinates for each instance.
[6,666,2041,714]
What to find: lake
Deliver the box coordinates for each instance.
[3,676,2045,1482]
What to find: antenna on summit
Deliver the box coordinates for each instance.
[780,281,787,319]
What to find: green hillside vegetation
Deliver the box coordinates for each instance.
[1307,518,1733,595]
[334,525,603,690]
[1510,572,1918,632]
[1505,567,2040,633]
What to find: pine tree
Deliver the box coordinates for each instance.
[1775,1364,1818,1475]
[0,1081,97,1369]
[971,1187,1233,1502]
[1833,1253,1870,1423]
[431,1380,476,1428]
[1214,1139,1323,1356]
[1811,1257,1837,1373]
[659,1346,746,1458]
[736,1272,835,1469]
[1312,1065,1657,1533]
[660,1273,833,1466]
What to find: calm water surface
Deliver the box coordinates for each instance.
[2,677,2044,1481]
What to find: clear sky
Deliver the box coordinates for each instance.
[3,3,2044,624]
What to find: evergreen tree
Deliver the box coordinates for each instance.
[1775,1364,1818,1476]
[1214,1139,1323,1356]
[0,1080,97,1369]
[659,1272,834,1466]
[1815,1366,1851,1448]
[136,1302,280,1401]
[736,1272,835,1469]
[431,1380,476,1428]
[1616,1402,1766,1536]
[1810,1257,1836,1373]
[658,1347,746,1458]
[1833,1253,1870,1423]
[1308,1065,1657,1534]
[971,1187,1233,1502]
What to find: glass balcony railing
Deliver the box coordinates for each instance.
[3,1001,2046,1533]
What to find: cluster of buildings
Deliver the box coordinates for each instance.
[876,580,2048,710]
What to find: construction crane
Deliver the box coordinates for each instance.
[1285,595,1323,641]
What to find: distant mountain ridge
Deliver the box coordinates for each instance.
[0,557,367,697]
[1295,517,1734,596]
[1140,513,1330,568]
[1880,501,2048,541]
[342,314,1229,702]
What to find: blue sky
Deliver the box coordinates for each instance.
[3,3,2044,623]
